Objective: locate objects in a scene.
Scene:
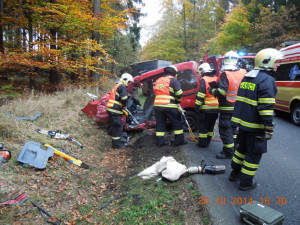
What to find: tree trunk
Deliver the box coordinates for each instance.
[27,6,35,89]
[90,0,101,82]
[198,0,203,50]
[190,1,196,57]
[49,0,60,84]
[214,0,218,37]
[183,2,187,54]
[110,34,117,75]
[0,0,4,53]
[49,28,60,84]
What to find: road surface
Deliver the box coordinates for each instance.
[182,113,300,225]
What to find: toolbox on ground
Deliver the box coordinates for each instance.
[240,200,284,225]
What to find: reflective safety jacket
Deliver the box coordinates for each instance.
[212,69,246,113]
[195,74,218,113]
[154,75,183,109]
[232,70,277,132]
[106,82,128,115]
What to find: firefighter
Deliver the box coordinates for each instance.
[106,73,134,149]
[229,48,282,190]
[209,51,246,159]
[195,63,219,147]
[154,65,187,147]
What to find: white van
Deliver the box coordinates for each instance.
[274,43,300,126]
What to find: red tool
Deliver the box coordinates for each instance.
[0,143,11,163]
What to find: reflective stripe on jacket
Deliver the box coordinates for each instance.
[106,83,127,115]
[154,76,182,108]
[223,69,245,103]
[201,76,219,110]
[232,70,277,132]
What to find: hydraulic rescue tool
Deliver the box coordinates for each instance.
[122,108,140,125]
[36,129,85,149]
[187,160,225,175]
[0,143,11,163]
[177,104,198,143]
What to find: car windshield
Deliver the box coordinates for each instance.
[238,58,255,71]
[177,69,198,91]
[220,57,255,71]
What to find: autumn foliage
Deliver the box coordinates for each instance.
[0,0,140,89]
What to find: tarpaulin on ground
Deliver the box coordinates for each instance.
[137,156,187,181]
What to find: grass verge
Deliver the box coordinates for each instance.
[0,84,210,224]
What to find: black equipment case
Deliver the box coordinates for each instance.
[240,200,284,225]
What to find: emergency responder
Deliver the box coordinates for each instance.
[106,73,134,149]
[154,65,187,147]
[195,63,219,147]
[209,51,246,159]
[229,48,282,191]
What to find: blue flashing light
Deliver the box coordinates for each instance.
[238,51,246,56]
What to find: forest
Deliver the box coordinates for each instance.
[142,0,300,63]
[0,0,299,92]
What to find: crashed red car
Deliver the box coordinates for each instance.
[82,54,255,132]
[82,61,201,131]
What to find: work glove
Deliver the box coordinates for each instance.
[264,123,274,140]
[208,87,213,95]
[258,123,274,141]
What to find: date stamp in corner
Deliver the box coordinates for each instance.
[198,197,287,206]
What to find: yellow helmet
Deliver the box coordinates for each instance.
[120,73,134,86]
[254,48,283,71]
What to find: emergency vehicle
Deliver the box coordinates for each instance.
[204,51,255,75]
[274,43,300,126]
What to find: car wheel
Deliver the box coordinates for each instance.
[182,110,198,132]
[291,103,300,126]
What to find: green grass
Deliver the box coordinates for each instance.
[0,83,210,224]
[93,173,202,224]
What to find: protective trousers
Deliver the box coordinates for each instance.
[219,113,237,156]
[198,111,218,147]
[154,108,184,145]
[109,114,124,148]
[231,129,267,186]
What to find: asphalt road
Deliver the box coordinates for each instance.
[182,113,300,225]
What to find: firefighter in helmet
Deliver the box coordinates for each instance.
[209,51,247,159]
[195,63,219,147]
[154,65,187,147]
[230,48,282,190]
[106,73,134,149]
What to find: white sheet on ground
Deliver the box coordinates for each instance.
[137,156,187,181]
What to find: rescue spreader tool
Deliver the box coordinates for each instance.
[36,129,85,149]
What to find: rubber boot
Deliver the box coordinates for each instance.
[229,170,240,181]
[112,140,125,149]
[197,138,208,148]
[216,147,234,159]
[239,180,257,191]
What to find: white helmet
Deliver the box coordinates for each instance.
[223,51,239,66]
[120,73,134,86]
[198,63,213,75]
[254,48,283,71]
[163,65,178,76]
